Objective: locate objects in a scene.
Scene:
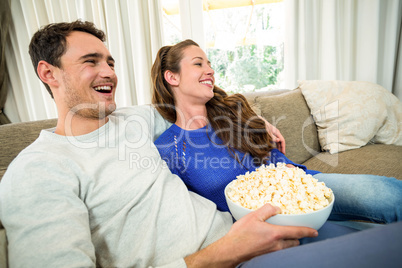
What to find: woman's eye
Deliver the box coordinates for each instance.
[195,63,202,66]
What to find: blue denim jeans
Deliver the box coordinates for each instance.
[313,173,402,223]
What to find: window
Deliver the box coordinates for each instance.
[161,0,284,93]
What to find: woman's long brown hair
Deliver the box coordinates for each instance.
[151,39,274,165]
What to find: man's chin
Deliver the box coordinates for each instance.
[69,102,117,120]
[102,103,117,118]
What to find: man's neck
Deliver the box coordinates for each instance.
[54,115,109,136]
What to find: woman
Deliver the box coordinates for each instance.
[151,39,402,223]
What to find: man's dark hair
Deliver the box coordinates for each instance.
[28,20,106,98]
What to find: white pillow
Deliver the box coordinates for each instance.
[298,80,402,154]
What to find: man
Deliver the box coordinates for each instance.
[0,20,401,268]
[0,20,316,267]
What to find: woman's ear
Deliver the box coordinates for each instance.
[37,60,60,88]
[164,70,180,87]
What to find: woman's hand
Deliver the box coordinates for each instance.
[258,116,286,154]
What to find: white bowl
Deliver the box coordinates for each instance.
[224,181,334,230]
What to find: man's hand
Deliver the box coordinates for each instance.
[258,116,286,154]
[184,204,318,268]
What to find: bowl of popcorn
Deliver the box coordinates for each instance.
[225,163,334,230]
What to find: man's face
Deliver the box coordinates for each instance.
[56,31,118,120]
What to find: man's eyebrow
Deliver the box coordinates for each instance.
[79,53,115,62]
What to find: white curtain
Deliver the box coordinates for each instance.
[4,0,164,122]
[284,0,402,100]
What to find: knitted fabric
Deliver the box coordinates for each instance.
[155,124,320,212]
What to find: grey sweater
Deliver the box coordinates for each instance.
[0,105,233,267]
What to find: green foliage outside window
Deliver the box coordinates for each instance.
[207,43,283,94]
[161,2,284,94]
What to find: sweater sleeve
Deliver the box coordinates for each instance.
[269,149,320,175]
[0,153,96,267]
[152,258,187,268]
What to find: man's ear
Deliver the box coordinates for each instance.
[37,60,60,88]
[164,70,179,87]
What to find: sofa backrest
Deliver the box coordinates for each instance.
[0,119,57,181]
[243,89,321,164]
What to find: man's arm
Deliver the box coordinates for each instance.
[184,204,318,267]
[0,156,96,267]
[150,105,173,140]
[258,115,286,154]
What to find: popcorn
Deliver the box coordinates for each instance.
[227,163,333,214]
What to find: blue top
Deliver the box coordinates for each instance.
[154,124,320,212]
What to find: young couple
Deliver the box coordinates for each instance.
[1,21,401,267]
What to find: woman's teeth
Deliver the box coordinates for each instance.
[200,81,212,85]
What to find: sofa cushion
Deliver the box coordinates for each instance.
[255,89,321,164]
[303,144,402,180]
[242,89,290,116]
[0,119,57,181]
[298,80,402,154]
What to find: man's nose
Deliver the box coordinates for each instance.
[99,62,115,78]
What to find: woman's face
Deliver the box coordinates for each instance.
[171,45,215,106]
